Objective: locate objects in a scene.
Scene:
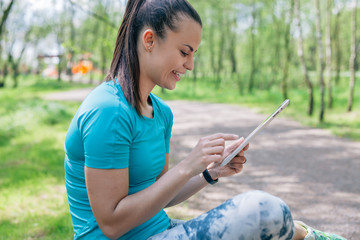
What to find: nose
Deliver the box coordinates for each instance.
[184,56,194,71]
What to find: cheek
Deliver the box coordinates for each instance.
[157,49,180,67]
[148,49,181,81]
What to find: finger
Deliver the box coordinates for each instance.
[225,137,244,153]
[206,154,223,164]
[243,143,250,151]
[231,137,244,147]
[230,156,247,164]
[207,138,225,147]
[206,146,225,155]
[208,133,239,141]
[237,151,245,157]
[229,162,244,173]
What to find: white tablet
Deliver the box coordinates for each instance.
[220,99,290,167]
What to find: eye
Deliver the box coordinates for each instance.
[180,50,189,57]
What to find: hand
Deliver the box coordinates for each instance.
[207,137,249,179]
[181,133,239,177]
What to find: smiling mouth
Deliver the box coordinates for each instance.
[172,71,183,81]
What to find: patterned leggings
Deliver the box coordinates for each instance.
[148,191,295,240]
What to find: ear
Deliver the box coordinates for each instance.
[142,29,156,52]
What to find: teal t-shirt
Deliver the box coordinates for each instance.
[64,80,173,239]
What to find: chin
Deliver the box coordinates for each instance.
[169,82,178,90]
[162,82,177,91]
[164,85,176,91]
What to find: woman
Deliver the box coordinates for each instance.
[64,0,346,239]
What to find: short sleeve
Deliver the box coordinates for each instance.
[78,103,133,169]
[164,108,173,154]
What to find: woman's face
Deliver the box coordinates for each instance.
[139,17,202,90]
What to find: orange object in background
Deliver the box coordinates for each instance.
[72,60,93,74]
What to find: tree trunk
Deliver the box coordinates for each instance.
[209,18,216,81]
[0,0,15,37]
[294,0,314,116]
[67,2,76,82]
[0,63,8,88]
[9,45,26,88]
[281,1,294,100]
[315,0,326,122]
[0,41,3,88]
[215,11,225,90]
[268,5,281,89]
[333,4,342,85]
[57,37,63,82]
[229,16,237,75]
[348,0,357,112]
[326,0,333,109]
[248,3,256,94]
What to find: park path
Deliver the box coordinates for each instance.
[45,88,360,239]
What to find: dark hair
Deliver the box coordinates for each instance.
[105,0,202,115]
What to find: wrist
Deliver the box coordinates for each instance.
[207,168,219,180]
[202,169,218,185]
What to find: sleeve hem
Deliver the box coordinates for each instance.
[85,156,129,169]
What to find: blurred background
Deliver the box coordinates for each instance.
[0,0,359,239]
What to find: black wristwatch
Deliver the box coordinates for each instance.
[202,169,218,185]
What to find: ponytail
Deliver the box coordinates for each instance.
[105,0,145,115]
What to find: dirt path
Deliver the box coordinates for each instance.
[45,89,360,238]
[167,101,360,239]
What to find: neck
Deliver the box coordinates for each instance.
[139,74,156,108]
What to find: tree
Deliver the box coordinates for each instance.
[0,0,15,38]
[294,0,314,116]
[248,1,257,94]
[215,9,225,89]
[348,0,357,112]
[67,1,76,82]
[315,0,326,122]
[281,0,294,100]
[333,2,343,86]
[0,0,15,88]
[326,0,333,109]
[6,26,33,88]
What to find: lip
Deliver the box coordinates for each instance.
[171,71,182,81]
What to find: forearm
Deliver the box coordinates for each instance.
[102,162,192,238]
[165,169,217,208]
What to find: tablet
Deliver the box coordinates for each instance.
[220,99,290,167]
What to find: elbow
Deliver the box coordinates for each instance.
[99,221,126,240]
[100,224,118,240]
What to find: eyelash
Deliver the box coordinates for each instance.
[180,50,189,57]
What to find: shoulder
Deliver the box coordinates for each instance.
[77,82,135,130]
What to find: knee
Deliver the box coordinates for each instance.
[232,191,295,239]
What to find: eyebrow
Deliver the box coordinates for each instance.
[183,44,197,53]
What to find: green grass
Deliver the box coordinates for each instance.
[0,76,86,239]
[153,76,360,141]
[0,74,358,239]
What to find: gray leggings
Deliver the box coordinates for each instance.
[148,191,295,240]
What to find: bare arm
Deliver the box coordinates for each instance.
[86,162,191,239]
[86,133,238,239]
